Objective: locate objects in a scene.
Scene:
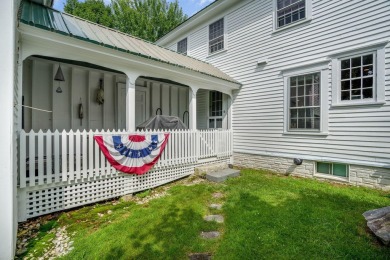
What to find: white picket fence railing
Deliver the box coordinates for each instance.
[18,129,233,188]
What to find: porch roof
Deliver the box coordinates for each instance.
[19,0,239,85]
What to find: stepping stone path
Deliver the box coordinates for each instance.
[200,231,220,239]
[209,204,222,210]
[192,191,225,259]
[212,192,224,199]
[204,215,224,223]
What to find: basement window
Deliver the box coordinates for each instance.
[316,162,349,178]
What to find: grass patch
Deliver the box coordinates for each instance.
[22,169,389,259]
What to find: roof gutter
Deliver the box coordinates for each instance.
[30,0,54,8]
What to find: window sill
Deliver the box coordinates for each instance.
[314,173,349,183]
[207,49,227,58]
[331,101,386,109]
[283,131,328,137]
[272,18,312,34]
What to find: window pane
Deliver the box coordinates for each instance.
[291,77,297,86]
[209,119,215,128]
[341,69,350,79]
[351,56,361,67]
[362,65,373,76]
[363,77,373,88]
[305,84,312,95]
[290,97,297,107]
[363,88,373,99]
[298,108,305,117]
[341,91,350,100]
[333,164,348,177]
[341,59,350,69]
[290,109,298,119]
[351,79,361,89]
[341,80,350,90]
[317,162,330,174]
[290,119,297,128]
[351,67,361,78]
[363,54,373,65]
[216,119,222,128]
[298,86,304,96]
[297,97,304,107]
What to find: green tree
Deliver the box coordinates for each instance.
[64,0,115,28]
[112,0,187,42]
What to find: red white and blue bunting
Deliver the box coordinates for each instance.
[94,133,169,175]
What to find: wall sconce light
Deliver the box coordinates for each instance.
[293,158,303,165]
[54,64,65,93]
[96,79,104,105]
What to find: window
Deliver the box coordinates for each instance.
[276,0,306,28]
[317,162,349,178]
[209,91,223,128]
[330,42,387,107]
[289,73,320,130]
[339,53,375,101]
[177,38,187,55]
[209,18,224,54]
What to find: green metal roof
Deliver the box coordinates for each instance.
[19,1,239,85]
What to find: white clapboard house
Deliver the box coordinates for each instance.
[0,0,389,258]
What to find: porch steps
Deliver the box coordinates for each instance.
[205,169,240,183]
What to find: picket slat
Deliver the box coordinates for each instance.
[28,131,35,187]
[75,130,81,181]
[68,131,74,181]
[20,131,26,188]
[54,130,60,183]
[61,130,67,182]
[46,131,52,184]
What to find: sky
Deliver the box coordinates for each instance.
[52,0,215,17]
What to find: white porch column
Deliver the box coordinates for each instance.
[125,74,137,131]
[0,0,16,259]
[188,87,198,130]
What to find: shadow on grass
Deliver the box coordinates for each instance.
[215,180,390,260]
[126,204,205,259]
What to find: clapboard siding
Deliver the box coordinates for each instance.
[161,0,390,166]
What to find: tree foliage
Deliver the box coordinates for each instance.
[64,0,188,42]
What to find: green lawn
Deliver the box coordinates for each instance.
[22,169,390,259]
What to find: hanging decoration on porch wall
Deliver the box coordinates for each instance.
[94,133,169,175]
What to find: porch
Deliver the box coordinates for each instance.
[16,2,240,221]
[18,56,235,221]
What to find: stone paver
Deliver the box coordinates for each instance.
[204,215,224,223]
[212,192,224,199]
[200,231,220,239]
[209,204,222,210]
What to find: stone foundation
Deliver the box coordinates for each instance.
[233,153,390,191]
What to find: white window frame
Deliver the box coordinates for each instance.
[282,61,329,135]
[330,41,387,107]
[273,0,312,32]
[207,17,228,56]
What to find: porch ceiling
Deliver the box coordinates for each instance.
[19,0,240,85]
